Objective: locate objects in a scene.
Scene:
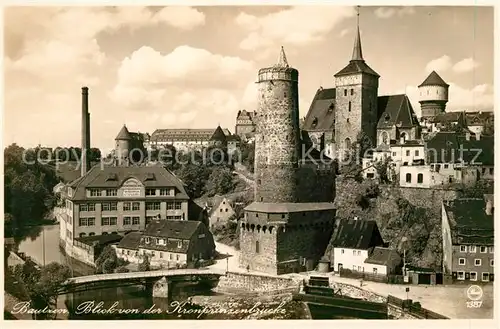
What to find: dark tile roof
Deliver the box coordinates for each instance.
[418,71,449,87]
[75,233,123,247]
[334,60,380,77]
[143,220,201,240]
[188,199,208,223]
[117,232,142,250]
[207,195,232,217]
[237,110,256,121]
[67,164,189,200]
[428,111,465,124]
[115,125,132,140]
[377,94,419,129]
[443,198,494,245]
[365,247,401,266]
[330,219,381,249]
[425,132,494,165]
[150,128,230,143]
[465,111,494,126]
[245,202,335,214]
[210,126,227,141]
[302,88,336,131]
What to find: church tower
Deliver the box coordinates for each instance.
[254,47,300,203]
[334,7,379,151]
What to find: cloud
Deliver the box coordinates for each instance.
[400,83,494,116]
[236,6,355,51]
[339,28,351,38]
[374,6,416,19]
[425,55,452,73]
[452,57,480,73]
[111,45,254,109]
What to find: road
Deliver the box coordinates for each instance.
[209,241,494,319]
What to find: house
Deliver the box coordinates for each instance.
[115,220,215,269]
[464,111,494,135]
[235,110,257,140]
[364,247,402,276]
[147,127,231,151]
[325,218,385,273]
[207,195,236,230]
[421,111,466,134]
[442,196,494,283]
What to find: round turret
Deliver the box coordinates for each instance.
[418,71,449,118]
[115,125,131,165]
[254,47,300,203]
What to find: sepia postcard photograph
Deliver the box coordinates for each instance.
[1,3,496,324]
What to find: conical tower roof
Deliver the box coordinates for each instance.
[210,125,227,141]
[275,46,290,68]
[351,7,363,61]
[418,71,449,87]
[115,125,132,140]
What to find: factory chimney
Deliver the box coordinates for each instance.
[81,87,90,177]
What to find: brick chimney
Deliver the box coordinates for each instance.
[81,87,90,177]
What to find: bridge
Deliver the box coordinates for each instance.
[59,268,226,295]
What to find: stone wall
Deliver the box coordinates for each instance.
[297,164,336,203]
[329,281,386,304]
[239,222,277,273]
[215,271,298,293]
[387,304,419,319]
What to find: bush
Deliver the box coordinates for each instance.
[356,194,370,210]
[115,266,130,273]
[138,256,151,272]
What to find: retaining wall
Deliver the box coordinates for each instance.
[215,271,299,293]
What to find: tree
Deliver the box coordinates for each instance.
[95,245,118,274]
[175,163,210,198]
[204,167,235,197]
[239,141,255,173]
[138,255,151,272]
[374,157,392,184]
[115,266,130,273]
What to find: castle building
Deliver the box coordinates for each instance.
[303,10,420,155]
[239,47,336,275]
[235,110,257,140]
[147,128,232,152]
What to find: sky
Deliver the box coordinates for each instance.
[3,5,494,151]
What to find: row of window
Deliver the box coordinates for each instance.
[145,188,175,196]
[78,232,116,237]
[458,258,494,267]
[340,249,362,256]
[459,245,494,253]
[405,173,424,184]
[79,202,183,212]
[120,248,181,260]
[89,189,118,197]
[144,237,183,249]
[457,271,492,282]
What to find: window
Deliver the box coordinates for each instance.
[458,258,466,265]
[174,215,182,220]
[353,250,356,256]
[341,249,344,254]
[132,202,140,211]
[89,232,95,236]
[146,189,156,196]
[225,209,228,212]
[256,241,260,253]
[220,209,223,213]
[159,252,163,259]
[469,246,477,253]
[392,152,396,156]
[177,241,182,249]
[482,272,489,281]
[123,217,131,225]
[489,168,493,175]
[175,202,182,210]
[444,164,449,169]
[132,217,140,225]
[353,265,356,271]
[350,89,354,95]
[373,268,377,274]
[490,259,494,267]
[79,217,95,227]
[145,237,150,243]
[102,203,110,211]
[460,245,467,252]
[101,217,117,226]
[417,173,423,184]
[170,254,173,260]
[167,202,174,210]
[406,150,410,156]
[347,118,349,123]
[80,204,88,212]
[358,266,362,272]
[406,173,412,183]
[357,251,360,256]
[474,259,481,266]
[415,150,419,157]
[176,255,180,261]
[146,202,161,210]
[123,202,131,211]
[470,272,477,281]
[160,189,168,196]
[106,189,117,196]
[457,271,465,280]
[488,246,494,253]
[344,89,347,96]
[110,203,117,211]
[348,101,351,112]
[480,246,487,253]
[156,238,160,244]
[90,189,100,197]
[66,229,72,240]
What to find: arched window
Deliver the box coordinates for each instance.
[400,132,408,142]
[79,233,86,237]
[381,132,389,145]
[417,173,424,184]
[406,173,412,183]
[344,138,352,150]
[255,241,260,253]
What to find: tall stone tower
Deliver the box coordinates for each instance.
[254,46,300,203]
[115,125,131,165]
[418,70,449,119]
[334,7,379,150]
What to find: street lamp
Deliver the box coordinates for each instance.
[225,253,229,273]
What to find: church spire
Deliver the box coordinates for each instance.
[351,6,364,61]
[276,46,289,68]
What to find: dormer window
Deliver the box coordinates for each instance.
[312,117,318,127]
[145,237,150,243]
[177,241,182,249]
[384,114,390,122]
[144,173,156,181]
[105,173,118,181]
[328,103,334,112]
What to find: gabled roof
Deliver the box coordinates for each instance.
[237,110,256,121]
[419,71,449,87]
[210,126,227,141]
[428,111,465,124]
[334,60,379,77]
[115,125,132,140]
[118,232,142,250]
[465,111,494,126]
[208,195,233,217]
[67,164,189,200]
[144,220,201,239]
[330,219,382,249]
[302,88,336,131]
[443,198,494,245]
[364,247,401,266]
[377,94,419,129]
[426,132,494,165]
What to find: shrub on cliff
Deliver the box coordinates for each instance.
[95,245,118,274]
[139,256,151,272]
[115,266,130,273]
